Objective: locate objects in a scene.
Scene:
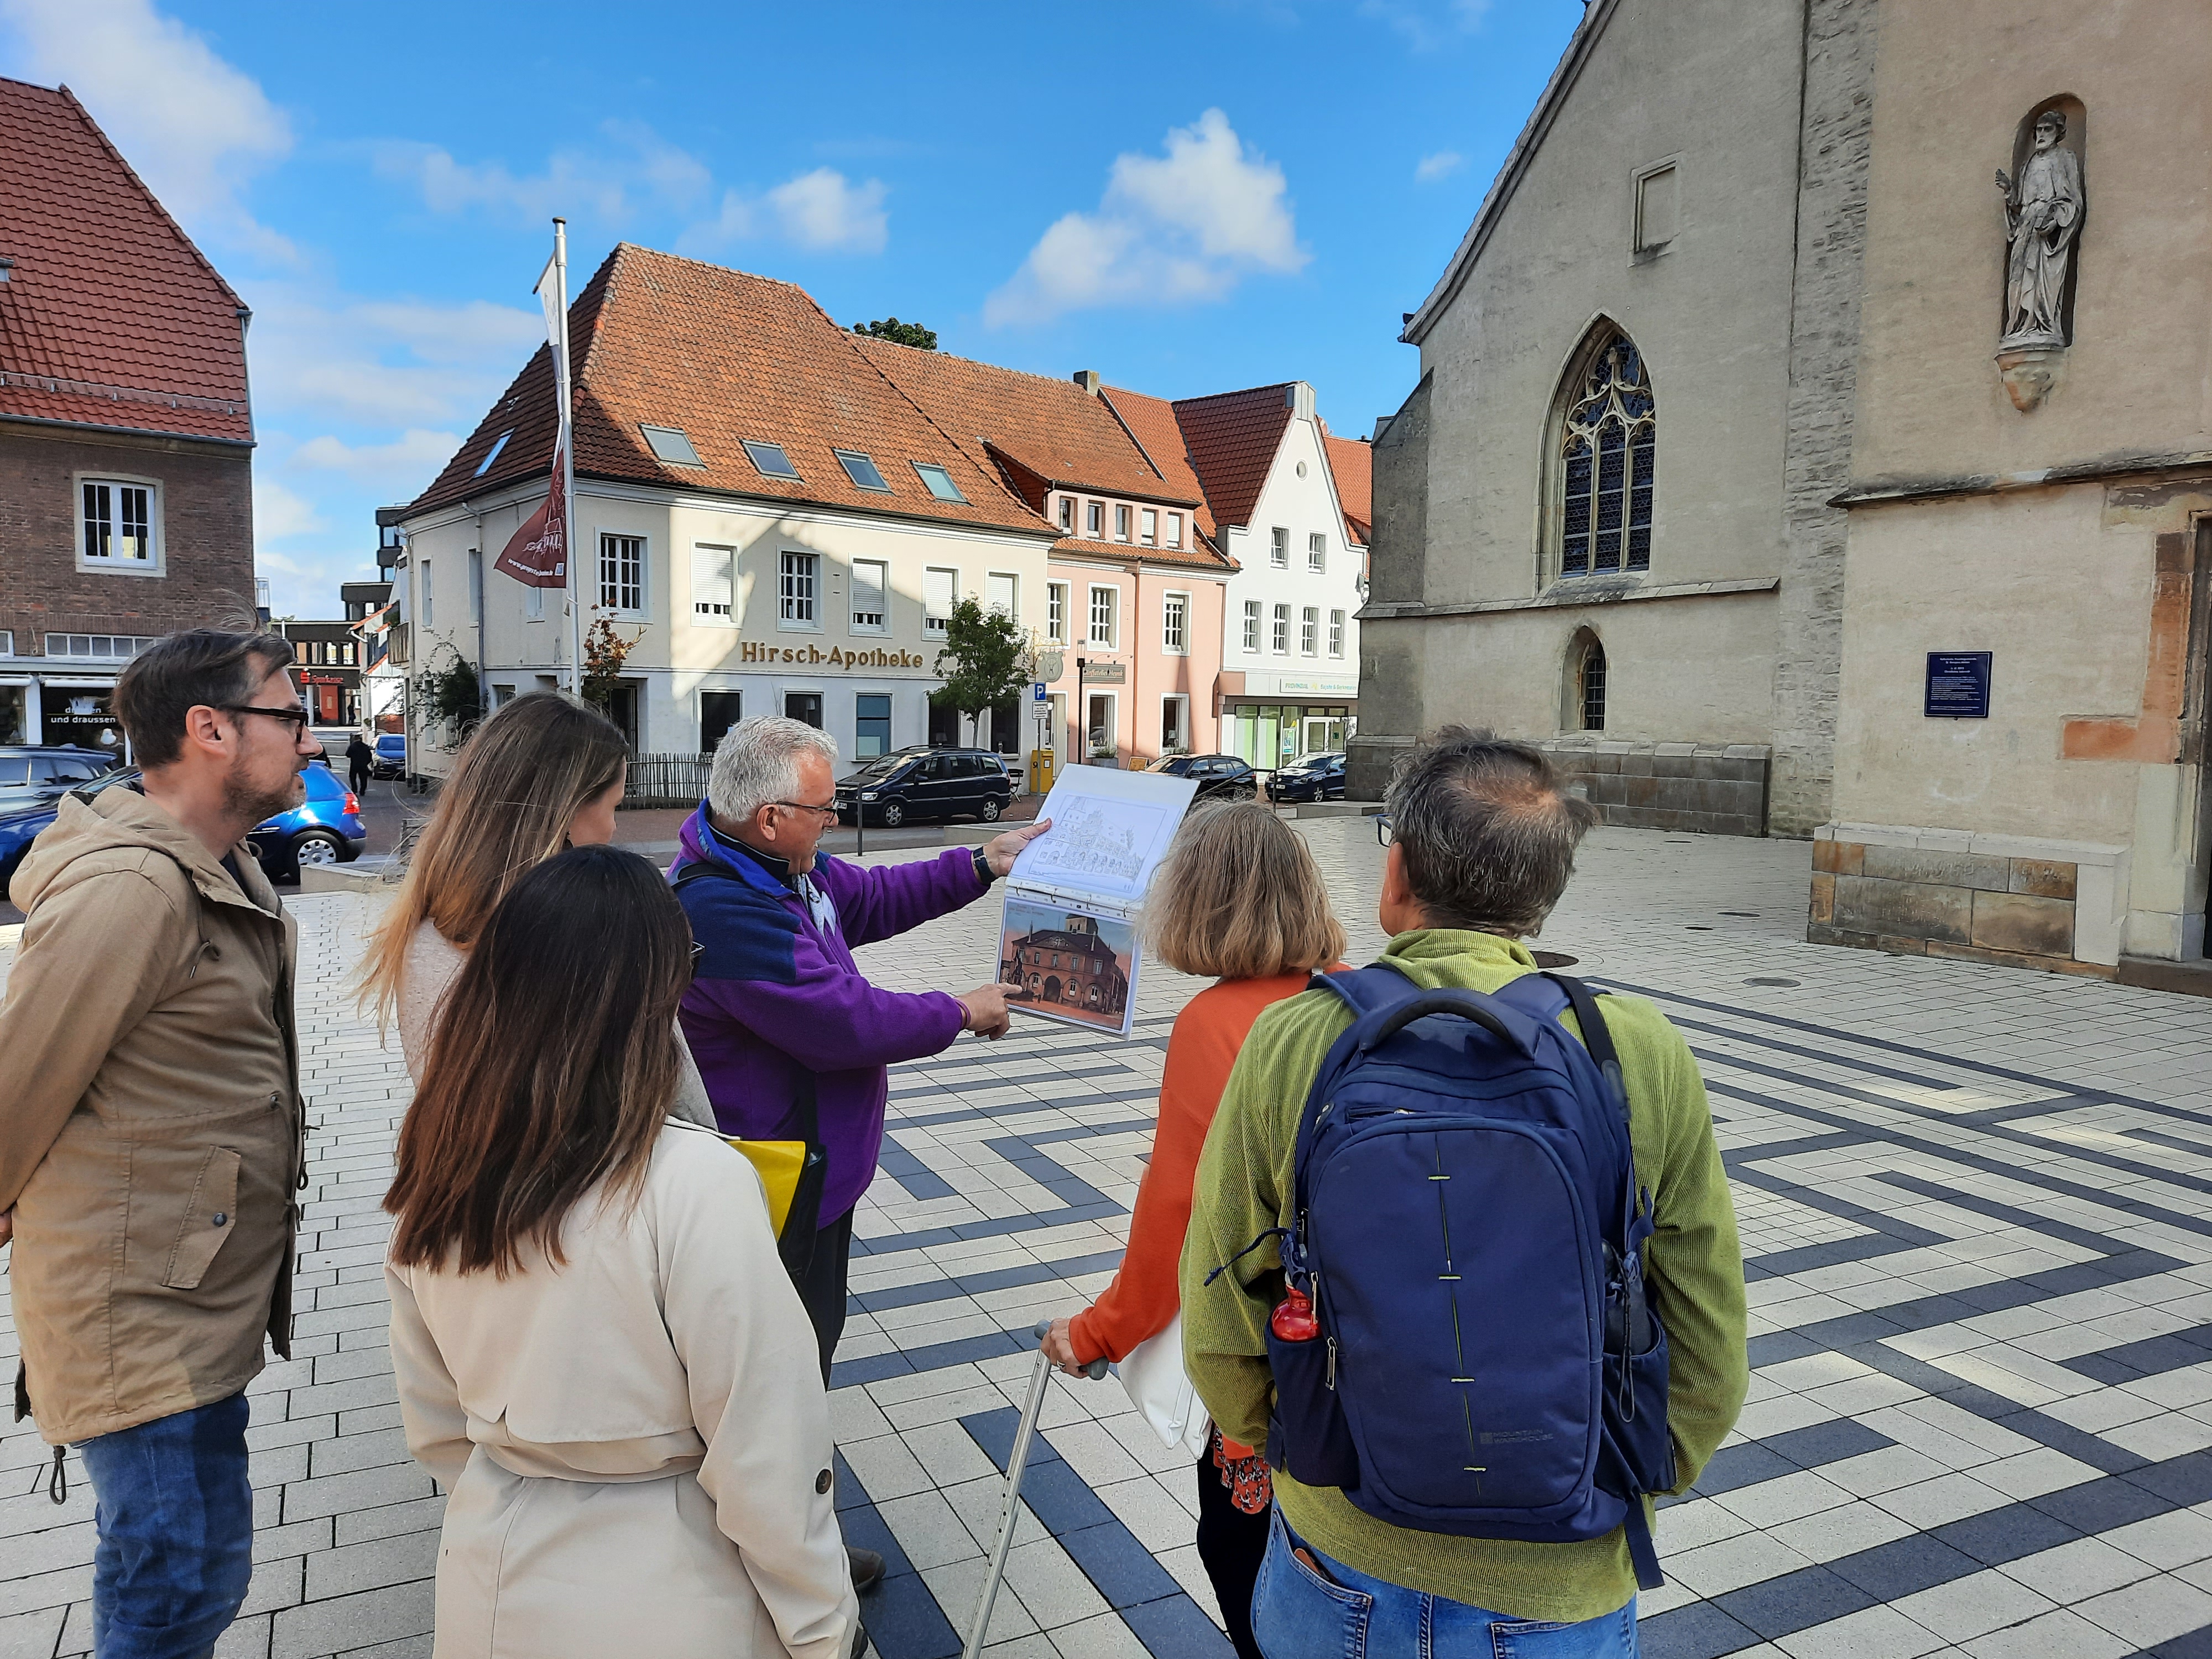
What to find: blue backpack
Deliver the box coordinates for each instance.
[1254,966,1674,1588]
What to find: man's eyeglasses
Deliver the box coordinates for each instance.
[769,800,841,823]
[1375,812,1395,847]
[222,705,313,739]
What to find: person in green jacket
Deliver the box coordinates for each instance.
[1180,728,1747,1656]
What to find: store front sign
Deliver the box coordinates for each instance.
[1274,676,1358,697]
[738,641,928,670]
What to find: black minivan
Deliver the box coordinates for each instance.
[836,747,1014,827]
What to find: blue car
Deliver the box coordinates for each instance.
[372,732,408,780]
[0,765,144,892]
[249,763,367,881]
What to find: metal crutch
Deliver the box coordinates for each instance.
[961,1319,1108,1659]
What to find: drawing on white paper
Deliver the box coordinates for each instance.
[1020,797,1167,891]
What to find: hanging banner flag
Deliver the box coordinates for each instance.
[492,445,568,587]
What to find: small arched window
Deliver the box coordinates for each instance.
[1579,635,1608,732]
[1556,328,1656,578]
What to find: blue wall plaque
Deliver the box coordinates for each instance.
[1925,652,1992,719]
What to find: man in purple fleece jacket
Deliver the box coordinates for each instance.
[671,718,1046,1384]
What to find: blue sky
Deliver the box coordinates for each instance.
[0,0,1582,617]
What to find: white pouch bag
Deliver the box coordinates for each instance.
[1115,1311,1212,1459]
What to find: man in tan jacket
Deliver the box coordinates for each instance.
[1,628,316,1659]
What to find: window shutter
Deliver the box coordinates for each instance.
[925,567,957,625]
[852,560,888,623]
[987,573,1016,616]
[691,545,733,617]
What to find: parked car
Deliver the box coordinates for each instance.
[835,747,1013,827]
[1141,752,1260,801]
[1267,752,1348,803]
[0,765,142,891]
[371,733,408,780]
[248,763,366,882]
[0,745,124,812]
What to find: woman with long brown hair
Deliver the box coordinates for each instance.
[384,846,859,1659]
[358,691,713,1124]
[1041,800,1347,1659]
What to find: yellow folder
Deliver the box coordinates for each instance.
[727,1139,808,1239]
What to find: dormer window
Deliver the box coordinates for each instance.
[834,450,891,492]
[912,462,967,503]
[473,431,513,477]
[640,424,705,467]
[743,439,800,480]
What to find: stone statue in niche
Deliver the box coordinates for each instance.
[1995,109,2084,348]
[1992,106,2084,411]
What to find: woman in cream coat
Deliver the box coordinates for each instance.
[383,845,858,1659]
[358,690,717,1123]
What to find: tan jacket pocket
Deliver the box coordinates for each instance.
[162,1147,243,1290]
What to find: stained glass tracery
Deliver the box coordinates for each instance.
[1558,334,1655,577]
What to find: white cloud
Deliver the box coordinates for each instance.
[0,0,294,258]
[254,477,326,541]
[246,286,542,429]
[678,168,889,257]
[1415,150,1465,183]
[373,120,713,226]
[1362,0,1492,51]
[290,429,462,484]
[985,110,1305,327]
[767,169,888,253]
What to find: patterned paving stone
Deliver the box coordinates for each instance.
[17,821,2212,1656]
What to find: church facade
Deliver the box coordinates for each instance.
[1358,0,2212,983]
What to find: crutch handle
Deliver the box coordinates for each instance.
[1032,1319,1108,1380]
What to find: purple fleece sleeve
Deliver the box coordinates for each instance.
[821,847,990,950]
[686,920,968,1072]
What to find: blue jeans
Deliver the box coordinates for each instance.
[76,1392,254,1659]
[1251,1507,1638,1658]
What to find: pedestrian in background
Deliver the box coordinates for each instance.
[385,845,859,1659]
[357,691,714,1127]
[1041,800,1346,1659]
[0,629,317,1659]
[671,717,1045,1592]
[346,731,374,796]
[1181,732,1747,1658]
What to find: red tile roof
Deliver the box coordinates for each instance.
[1322,429,1373,547]
[854,342,1230,573]
[0,79,251,444]
[850,340,1194,507]
[1163,383,1296,534]
[407,244,1047,537]
[1095,385,1218,543]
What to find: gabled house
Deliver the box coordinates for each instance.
[853,342,1237,770]
[0,77,256,750]
[396,244,1058,773]
[1103,381,1367,769]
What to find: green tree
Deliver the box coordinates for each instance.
[581,609,640,713]
[929,597,1028,744]
[852,316,937,351]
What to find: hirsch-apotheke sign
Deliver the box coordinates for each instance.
[739,641,928,670]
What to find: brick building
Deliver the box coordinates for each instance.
[0,78,255,749]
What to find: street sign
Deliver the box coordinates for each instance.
[1032,681,1047,702]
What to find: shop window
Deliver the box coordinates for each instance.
[701,692,743,753]
[855,693,892,759]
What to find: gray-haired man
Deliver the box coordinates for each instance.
[669,718,1044,1590]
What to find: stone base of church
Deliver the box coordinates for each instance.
[1808,822,2128,975]
[1541,739,1771,837]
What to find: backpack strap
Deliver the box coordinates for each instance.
[1545,974,1629,1126]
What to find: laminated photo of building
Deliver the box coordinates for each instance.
[999,906,1134,1029]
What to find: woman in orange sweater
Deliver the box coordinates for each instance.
[1042,799,1347,1659]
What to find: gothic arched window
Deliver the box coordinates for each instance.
[1578,634,1607,732]
[1557,330,1656,577]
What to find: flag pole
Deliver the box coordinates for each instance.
[552,217,581,698]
